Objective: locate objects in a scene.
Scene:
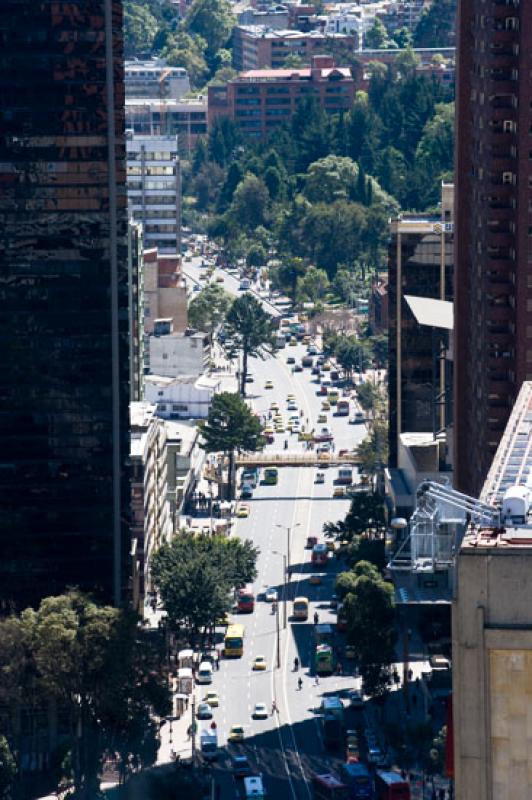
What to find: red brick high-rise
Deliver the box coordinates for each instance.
[454,0,532,497]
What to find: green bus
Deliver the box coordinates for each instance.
[263,468,279,485]
[315,643,335,675]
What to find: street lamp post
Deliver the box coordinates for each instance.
[275,597,281,669]
[276,522,300,572]
[273,550,288,629]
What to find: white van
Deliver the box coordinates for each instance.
[196,661,213,684]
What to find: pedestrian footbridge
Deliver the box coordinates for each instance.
[235,451,361,467]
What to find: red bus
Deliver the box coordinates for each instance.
[312,773,350,800]
[236,584,255,613]
[312,543,328,567]
[375,771,411,800]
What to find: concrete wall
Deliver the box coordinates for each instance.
[453,548,532,799]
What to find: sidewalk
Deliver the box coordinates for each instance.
[157,675,194,765]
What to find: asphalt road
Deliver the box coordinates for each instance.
[185,253,369,797]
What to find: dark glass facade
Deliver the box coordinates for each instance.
[0,1,130,607]
[388,223,453,466]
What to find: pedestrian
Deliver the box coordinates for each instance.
[210,720,217,730]
[314,674,320,686]
[407,668,413,681]
[271,699,278,715]
[314,611,319,625]
[187,724,192,740]
[297,677,303,691]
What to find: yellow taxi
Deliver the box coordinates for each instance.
[216,275,224,283]
[333,487,346,499]
[322,362,331,371]
[286,394,296,402]
[275,425,285,433]
[318,413,327,423]
[321,401,331,411]
[270,402,280,411]
[204,691,219,707]
[263,426,274,437]
[253,655,267,671]
[236,503,250,518]
[228,724,245,743]
[265,380,274,389]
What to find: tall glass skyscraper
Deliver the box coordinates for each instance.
[0,1,131,607]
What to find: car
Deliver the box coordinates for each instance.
[317,443,331,454]
[270,402,280,411]
[302,335,311,345]
[196,702,213,720]
[287,400,298,410]
[291,424,301,434]
[265,380,274,389]
[275,425,285,433]
[289,337,297,346]
[333,487,346,498]
[294,364,303,372]
[245,375,254,384]
[263,427,274,437]
[315,472,325,484]
[367,747,386,768]
[315,427,333,442]
[348,688,364,706]
[230,756,251,778]
[321,401,331,411]
[265,587,278,602]
[228,726,246,744]
[204,691,219,707]
[241,485,253,500]
[318,385,328,396]
[216,274,224,283]
[236,503,250,518]
[192,284,201,292]
[253,702,269,719]
[308,345,319,355]
[350,411,366,424]
[317,413,328,424]
[310,573,322,585]
[322,362,331,371]
[311,366,321,375]
[253,655,267,671]
[306,535,318,548]
[287,356,296,364]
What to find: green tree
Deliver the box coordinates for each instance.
[229,174,270,231]
[263,165,284,200]
[335,336,371,379]
[123,1,159,56]
[200,392,265,498]
[0,735,16,798]
[364,19,389,49]
[246,243,267,268]
[324,492,386,541]
[394,46,421,80]
[224,295,276,395]
[152,534,258,640]
[414,0,457,48]
[208,116,241,167]
[185,0,235,64]
[161,30,210,88]
[303,155,359,203]
[283,53,305,68]
[271,257,307,306]
[0,593,170,798]
[358,420,389,481]
[297,266,330,304]
[299,200,367,278]
[188,283,232,343]
[412,102,454,208]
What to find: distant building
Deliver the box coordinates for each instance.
[237,5,290,29]
[208,56,355,140]
[380,0,429,37]
[130,403,172,614]
[354,47,455,89]
[145,374,220,419]
[128,221,145,402]
[126,133,181,255]
[454,0,532,497]
[232,26,356,71]
[125,59,190,100]
[125,96,208,154]
[149,320,211,377]
[164,420,206,525]
[368,277,389,335]
[143,248,187,334]
[325,3,388,47]
[387,183,454,467]
[453,381,532,800]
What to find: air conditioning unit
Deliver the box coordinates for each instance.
[502,172,514,184]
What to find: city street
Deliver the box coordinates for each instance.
[184,254,370,797]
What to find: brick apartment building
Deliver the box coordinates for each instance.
[454,0,532,496]
[208,56,355,140]
[232,26,356,71]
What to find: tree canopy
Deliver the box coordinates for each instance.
[188,283,232,342]
[151,534,258,640]
[200,392,264,497]
[224,295,276,395]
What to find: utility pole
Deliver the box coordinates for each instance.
[283,553,287,630]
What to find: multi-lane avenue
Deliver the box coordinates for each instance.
[183,252,369,797]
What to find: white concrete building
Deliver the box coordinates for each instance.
[324,2,390,47]
[125,96,208,154]
[149,319,211,378]
[130,402,172,615]
[125,59,190,100]
[126,133,180,254]
[145,374,220,419]
[164,420,206,525]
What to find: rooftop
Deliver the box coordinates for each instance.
[237,66,352,81]
[462,381,532,552]
[145,374,219,389]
